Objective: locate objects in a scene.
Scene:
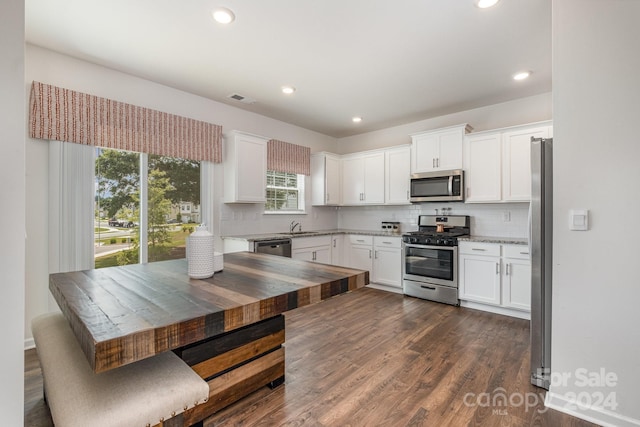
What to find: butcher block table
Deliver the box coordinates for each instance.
[49,252,369,426]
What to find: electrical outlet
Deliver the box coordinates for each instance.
[502,211,511,222]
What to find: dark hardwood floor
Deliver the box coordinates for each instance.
[25,287,598,427]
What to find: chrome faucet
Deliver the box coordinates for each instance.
[289,220,301,233]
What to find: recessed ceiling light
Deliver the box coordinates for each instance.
[281,86,296,95]
[212,7,235,24]
[475,0,500,8]
[352,117,363,123]
[513,71,531,81]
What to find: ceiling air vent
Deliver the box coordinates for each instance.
[227,93,257,104]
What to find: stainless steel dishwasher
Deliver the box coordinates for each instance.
[254,238,292,257]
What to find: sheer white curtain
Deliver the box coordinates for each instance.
[48,140,95,273]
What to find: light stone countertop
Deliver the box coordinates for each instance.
[458,235,528,245]
[222,229,403,242]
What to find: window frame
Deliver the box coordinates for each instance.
[264,170,306,214]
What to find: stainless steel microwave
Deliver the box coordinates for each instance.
[410,169,464,202]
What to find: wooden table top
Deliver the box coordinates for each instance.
[49,252,368,373]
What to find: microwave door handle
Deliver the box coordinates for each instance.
[448,175,453,196]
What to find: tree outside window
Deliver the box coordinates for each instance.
[95,149,200,268]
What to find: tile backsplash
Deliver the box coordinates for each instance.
[219,200,529,239]
[337,202,529,238]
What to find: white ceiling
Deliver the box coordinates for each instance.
[25,0,551,138]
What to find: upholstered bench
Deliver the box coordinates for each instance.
[31,312,210,427]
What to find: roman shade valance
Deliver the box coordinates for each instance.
[267,139,311,176]
[29,81,222,163]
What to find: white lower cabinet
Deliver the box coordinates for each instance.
[459,241,531,318]
[346,235,402,290]
[459,242,501,305]
[347,235,374,271]
[372,236,402,288]
[330,234,345,266]
[292,236,331,264]
[502,246,532,311]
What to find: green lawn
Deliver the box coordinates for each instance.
[94,228,192,269]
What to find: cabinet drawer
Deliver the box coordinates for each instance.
[503,245,530,260]
[292,235,331,249]
[459,241,500,257]
[373,236,402,248]
[349,235,373,245]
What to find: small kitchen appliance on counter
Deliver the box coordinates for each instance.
[381,221,401,234]
[401,215,470,305]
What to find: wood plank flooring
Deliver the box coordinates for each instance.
[25,287,599,427]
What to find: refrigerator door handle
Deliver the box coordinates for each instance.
[528,202,532,256]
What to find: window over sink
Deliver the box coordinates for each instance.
[265,170,305,213]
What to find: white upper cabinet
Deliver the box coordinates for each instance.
[310,145,410,206]
[463,133,502,202]
[223,131,268,203]
[385,146,411,205]
[311,152,341,206]
[464,121,552,203]
[341,151,385,205]
[502,125,550,201]
[410,124,472,173]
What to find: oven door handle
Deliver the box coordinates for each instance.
[404,243,455,251]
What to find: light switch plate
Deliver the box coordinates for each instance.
[569,209,589,231]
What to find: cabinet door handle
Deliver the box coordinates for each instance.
[496,263,500,274]
[432,158,436,168]
[437,158,440,168]
[519,251,529,255]
[382,241,392,244]
[333,239,336,248]
[506,264,510,275]
[375,250,378,259]
[312,251,316,261]
[369,250,372,259]
[472,248,486,251]
[406,190,410,200]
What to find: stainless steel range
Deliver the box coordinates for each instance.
[402,215,470,306]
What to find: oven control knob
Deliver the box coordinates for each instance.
[410,237,418,244]
[425,238,433,245]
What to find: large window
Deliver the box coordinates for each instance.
[95,148,201,268]
[265,170,305,213]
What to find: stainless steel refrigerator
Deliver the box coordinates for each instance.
[530,137,553,389]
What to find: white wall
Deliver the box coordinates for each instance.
[548,1,640,426]
[335,93,552,154]
[0,0,25,424]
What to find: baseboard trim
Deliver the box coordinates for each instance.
[460,300,530,320]
[25,337,35,350]
[366,283,403,294]
[546,390,640,427]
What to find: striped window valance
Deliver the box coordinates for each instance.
[29,81,222,163]
[267,139,311,176]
